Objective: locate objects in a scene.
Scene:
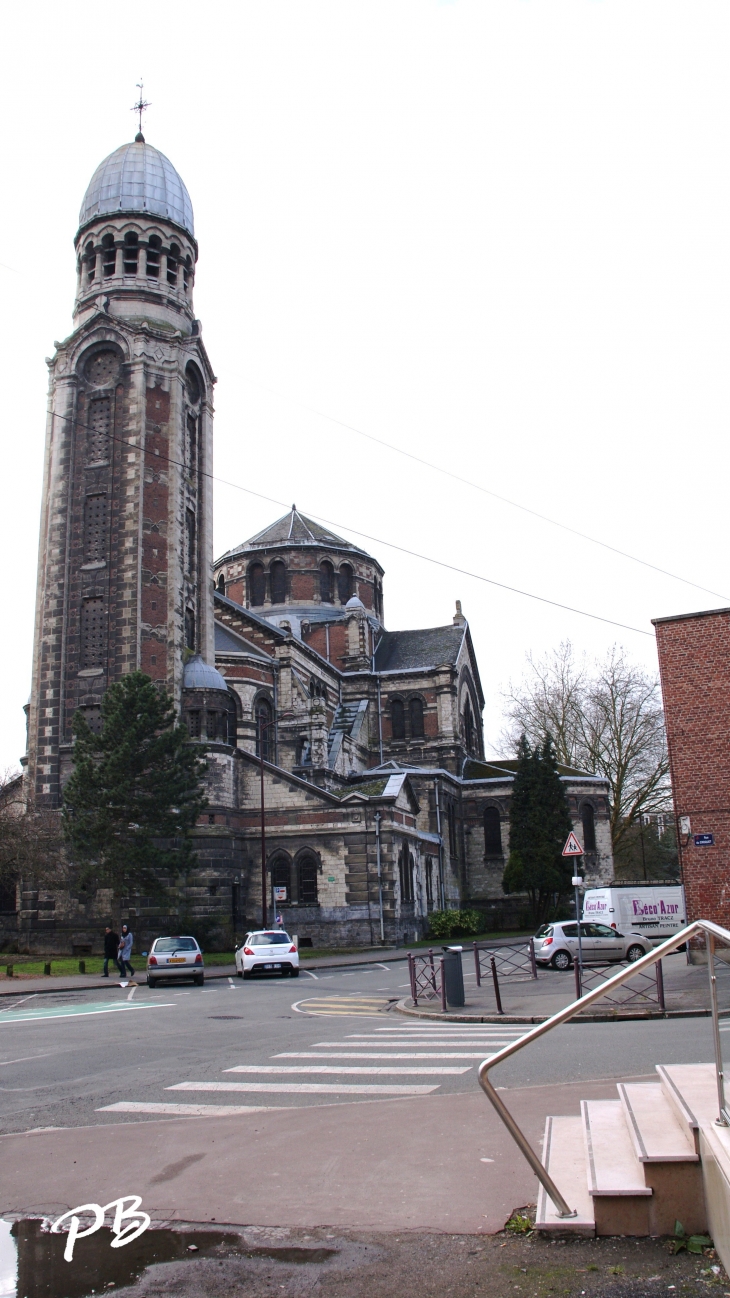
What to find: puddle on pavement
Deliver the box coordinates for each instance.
[0,1219,337,1298]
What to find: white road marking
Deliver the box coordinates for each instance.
[300,970,319,979]
[366,1027,527,1033]
[5,995,39,1009]
[0,1002,175,1025]
[98,1102,279,1116]
[168,1080,439,1095]
[0,1052,55,1066]
[228,978,236,988]
[224,1064,469,1075]
[126,987,137,1001]
[275,1051,491,1060]
[375,964,390,971]
[311,1039,519,1048]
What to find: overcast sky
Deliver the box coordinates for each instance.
[2,1,729,775]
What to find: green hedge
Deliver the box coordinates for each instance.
[427,909,483,938]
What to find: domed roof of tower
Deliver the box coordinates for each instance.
[244,507,358,551]
[183,654,229,692]
[78,137,194,237]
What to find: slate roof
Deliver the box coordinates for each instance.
[374,624,465,673]
[214,621,272,660]
[463,757,601,781]
[217,507,374,563]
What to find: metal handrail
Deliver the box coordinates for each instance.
[477,919,730,1219]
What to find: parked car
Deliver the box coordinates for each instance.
[146,936,204,987]
[533,921,652,971]
[235,931,300,979]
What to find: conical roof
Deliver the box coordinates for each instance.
[245,506,355,549]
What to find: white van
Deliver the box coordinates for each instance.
[582,885,685,944]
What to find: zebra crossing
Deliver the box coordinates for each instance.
[97,1020,528,1118]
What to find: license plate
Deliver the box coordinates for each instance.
[263,963,281,969]
[168,958,186,964]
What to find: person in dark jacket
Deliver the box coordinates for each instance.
[102,927,119,978]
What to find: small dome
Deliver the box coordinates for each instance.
[79,139,194,237]
[345,596,366,610]
[183,655,229,692]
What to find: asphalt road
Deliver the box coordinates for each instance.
[0,958,726,1135]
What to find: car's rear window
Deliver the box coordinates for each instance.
[535,925,553,937]
[153,937,198,952]
[248,932,290,946]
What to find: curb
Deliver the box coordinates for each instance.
[394,998,730,1024]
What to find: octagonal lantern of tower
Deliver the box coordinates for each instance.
[27,131,216,808]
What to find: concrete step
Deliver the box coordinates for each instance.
[581,1100,652,1235]
[616,1084,706,1235]
[657,1064,720,1154]
[534,1115,595,1234]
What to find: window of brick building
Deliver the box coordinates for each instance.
[83,494,108,563]
[146,235,161,279]
[86,350,119,386]
[255,698,273,759]
[101,233,116,277]
[270,560,286,604]
[85,240,95,284]
[338,563,353,603]
[81,596,105,668]
[87,396,111,462]
[463,697,474,752]
[484,806,502,856]
[425,857,434,908]
[398,845,414,902]
[123,232,139,275]
[187,710,201,738]
[167,242,179,286]
[581,803,597,852]
[409,697,424,738]
[249,563,266,606]
[83,706,103,735]
[298,854,319,905]
[319,560,334,603]
[217,573,225,593]
[391,698,405,741]
[272,855,291,902]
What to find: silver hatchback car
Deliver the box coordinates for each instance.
[146,936,204,987]
[534,921,652,970]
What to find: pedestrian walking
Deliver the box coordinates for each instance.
[102,926,119,978]
[118,925,135,977]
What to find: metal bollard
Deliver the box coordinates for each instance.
[574,958,582,999]
[474,941,482,987]
[408,952,417,1004]
[490,956,504,1015]
[5,965,12,978]
[78,960,86,974]
[44,962,51,976]
[428,948,437,995]
[439,956,447,1013]
[529,937,538,979]
[656,958,666,1012]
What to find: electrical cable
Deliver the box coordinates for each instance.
[241,377,730,604]
[46,402,655,637]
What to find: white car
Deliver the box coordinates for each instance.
[146,936,204,987]
[235,930,300,979]
[534,921,652,970]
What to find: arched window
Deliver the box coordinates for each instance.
[183,255,192,293]
[249,563,266,606]
[398,844,414,902]
[87,396,111,463]
[271,854,291,903]
[184,608,196,651]
[167,242,179,286]
[270,560,286,604]
[217,573,226,593]
[298,854,319,905]
[101,233,116,277]
[185,363,202,405]
[463,697,474,752]
[85,240,96,284]
[147,235,161,279]
[484,806,502,856]
[581,804,597,852]
[123,232,139,275]
[186,415,197,477]
[319,560,334,603]
[255,697,273,759]
[338,564,353,604]
[409,697,424,738]
[391,699,405,741]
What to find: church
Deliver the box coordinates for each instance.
[16,132,613,952]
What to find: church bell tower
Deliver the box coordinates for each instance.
[27,131,215,807]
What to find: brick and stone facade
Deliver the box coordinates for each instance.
[653,607,730,931]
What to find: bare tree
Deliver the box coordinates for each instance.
[500,643,671,854]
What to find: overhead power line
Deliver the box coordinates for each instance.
[46,404,654,637]
[243,378,730,604]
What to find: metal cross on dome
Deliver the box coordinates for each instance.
[131,80,150,137]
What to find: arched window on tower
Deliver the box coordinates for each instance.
[391,699,405,741]
[463,697,474,753]
[270,560,286,605]
[167,243,179,286]
[298,853,319,905]
[338,563,353,604]
[255,697,273,760]
[409,697,424,739]
[186,415,197,478]
[319,561,334,603]
[101,234,116,278]
[271,854,291,904]
[146,235,161,280]
[123,232,139,275]
[87,396,111,463]
[581,804,597,852]
[249,563,266,607]
[85,240,96,284]
[183,255,192,293]
[484,806,502,856]
[184,608,196,651]
[217,573,226,594]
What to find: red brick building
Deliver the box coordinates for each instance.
[653,607,730,928]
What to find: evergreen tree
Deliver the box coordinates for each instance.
[502,733,573,923]
[62,672,208,900]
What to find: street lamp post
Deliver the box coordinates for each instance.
[258,714,277,929]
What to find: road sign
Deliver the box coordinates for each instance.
[562,831,584,857]
[694,833,715,847]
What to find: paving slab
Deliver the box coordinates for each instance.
[0,1076,645,1232]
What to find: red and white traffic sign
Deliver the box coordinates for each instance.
[562,831,584,857]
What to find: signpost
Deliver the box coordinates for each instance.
[562,831,585,987]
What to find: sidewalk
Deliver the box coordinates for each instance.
[397,951,730,1022]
